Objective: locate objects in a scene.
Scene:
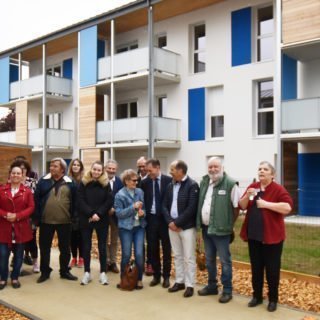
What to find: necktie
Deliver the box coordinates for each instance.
[154,178,161,215]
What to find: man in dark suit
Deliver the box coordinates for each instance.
[105,159,123,273]
[162,160,199,298]
[141,158,172,288]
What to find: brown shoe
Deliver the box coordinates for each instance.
[168,283,185,293]
[109,263,120,274]
[145,264,154,276]
[183,287,194,298]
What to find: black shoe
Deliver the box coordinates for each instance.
[183,287,194,298]
[37,273,50,283]
[60,272,78,281]
[162,278,170,289]
[150,277,161,287]
[267,302,277,312]
[0,281,7,290]
[198,286,218,296]
[168,283,185,293]
[109,263,120,274]
[11,280,21,289]
[23,254,33,266]
[219,293,233,303]
[248,297,263,307]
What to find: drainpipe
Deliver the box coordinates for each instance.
[42,44,47,175]
[18,53,21,99]
[148,3,154,158]
[110,19,115,159]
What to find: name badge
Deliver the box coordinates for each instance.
[218,190,226,195]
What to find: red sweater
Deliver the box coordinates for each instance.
[0,183,35,244]
[240,181,293,244]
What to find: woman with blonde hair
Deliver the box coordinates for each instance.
[78,161,113,285]
[68,159,85,268]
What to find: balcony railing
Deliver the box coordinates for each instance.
[282,97,320,132]
[0,131,16,143]
[98,47,180,81]
[96,117,181,144]
[10,75,72,100]
[28,128,73,148]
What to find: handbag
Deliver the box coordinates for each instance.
[119,260,138,291]
[196,235,206,271]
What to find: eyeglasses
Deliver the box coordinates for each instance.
[131,179,138,182]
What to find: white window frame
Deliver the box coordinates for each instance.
[255,78,274,137]
[155,33,167,49]
[156,95,167,117]
[116,100,138,119]
[116,41,138,53]
[252,4,274,63]
[39,112,63,129]
[191,22,206,74]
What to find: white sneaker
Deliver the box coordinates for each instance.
[99,272,108,285]
[32,262,40,273]
[81,272,92,285]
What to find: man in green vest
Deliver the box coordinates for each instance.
[196,157,240,303]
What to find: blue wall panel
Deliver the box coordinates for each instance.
[10,64,19,83]
[80,26,97,87]
[231,7,252,67]
[97,39,105,59]
[0,57,10,104]
[188,88,205,141]
[63,58,73,79]
[298,153,320,216]
[282,54,297,100]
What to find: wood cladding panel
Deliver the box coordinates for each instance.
[282,0,320,44]
[15,100,28,145]
[81,148,101,172]
[0,146,32,184]
[79,87,97,148]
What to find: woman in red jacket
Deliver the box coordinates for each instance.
[0,164,35,290]
[239,161,293,312]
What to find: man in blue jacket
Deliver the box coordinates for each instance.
[34,157,77,283]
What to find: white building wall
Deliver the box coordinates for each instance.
[298,58,320,99]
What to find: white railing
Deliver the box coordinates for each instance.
[96,117,181,144]
[98,47,180,81]
[0,131,16,143]
[28,128,73,148]
[282,97,320,132]
[10,75,72,100]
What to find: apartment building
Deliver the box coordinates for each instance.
[0,0,318,215]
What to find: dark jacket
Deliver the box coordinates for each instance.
[78,172,113,229]
[33,173,76,225]
[141,174,172,220]
[162,176,199,230]
[111,176,123,196]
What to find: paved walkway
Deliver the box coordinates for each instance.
[0,249,318,320]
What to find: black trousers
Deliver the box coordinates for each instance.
[248,239,283,302]
[146,214,171,279]
[81,226,108,273]
[71,229,83,259]
[39,223,71,275]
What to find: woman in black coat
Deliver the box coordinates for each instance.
[78,161,113,285]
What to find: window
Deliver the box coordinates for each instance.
[211,116,224,138]
[206,86,224,139]
[157,96,167,117]
[39,112,62,129]
[46,64,62,77]
[255,6,274,61]
[257,80,274,135]
[157,34,167,49]
[116,42,138,53]
[193,24,206,73]
[116,101,138,119]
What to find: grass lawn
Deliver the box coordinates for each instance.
[230,216,320,276]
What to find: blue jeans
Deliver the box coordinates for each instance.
[119,226,145,281]
[202,226,232,294]
[0,243,25,281]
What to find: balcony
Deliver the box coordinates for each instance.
[29,128,73,149]
[10,75,72,101]
[282,97,320,138]
[98,47,180,89]
[96,117,181,147]
[0,131,16,143]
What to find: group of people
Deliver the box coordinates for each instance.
[0,155,293,313]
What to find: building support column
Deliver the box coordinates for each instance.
[148,3,154,158]
[42,44,47,175]
[110,19,115,160]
